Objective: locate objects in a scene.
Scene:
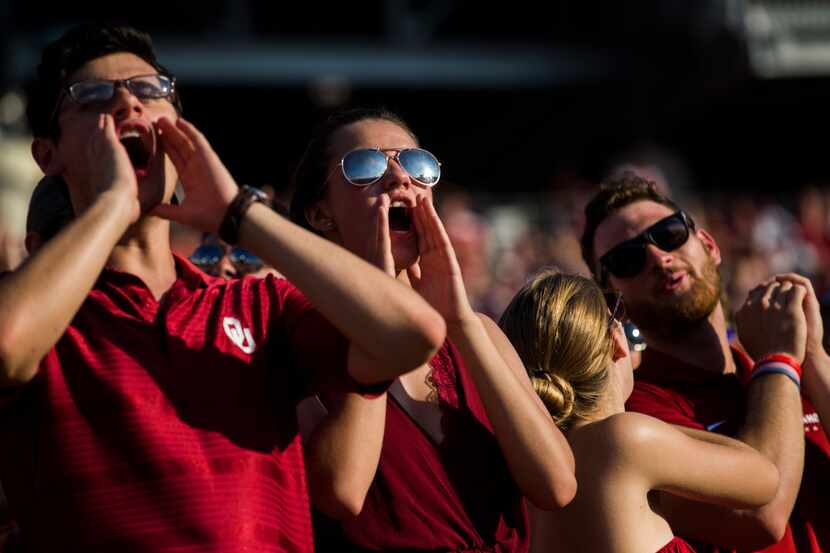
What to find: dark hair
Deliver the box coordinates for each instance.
[289,107,416,233]
[26,175,75,242]
[26,23,182,139]
[580,170,680,282]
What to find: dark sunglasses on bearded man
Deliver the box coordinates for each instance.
[334,148,441,187]
[599,210,695,280]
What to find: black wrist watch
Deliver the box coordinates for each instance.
[218,185,270,245]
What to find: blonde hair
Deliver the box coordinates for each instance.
[499,268,614,430]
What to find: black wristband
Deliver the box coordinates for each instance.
[218,186,269,245]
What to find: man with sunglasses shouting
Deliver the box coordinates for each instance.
[581,171,830,553]
[0,24,446,553]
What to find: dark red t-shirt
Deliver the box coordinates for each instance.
[627,346,830,553]
[314,341,529,553]
[0,255,357,553]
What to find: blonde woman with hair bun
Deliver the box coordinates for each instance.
[499,268,780,553]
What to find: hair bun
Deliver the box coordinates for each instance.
[531,372,576,427]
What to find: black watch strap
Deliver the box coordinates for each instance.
[218,186,269,245]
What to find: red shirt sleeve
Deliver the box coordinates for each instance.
[270,278,389,398]
[625,380,704,430]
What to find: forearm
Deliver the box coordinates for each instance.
[0,190,134,386]
[735,373,804,536]
[239,204,445,381]
[657,374,802,548]
[448,316,576,509]
[304,391,387,519]
[674,425,756,450]
[657,494,784,551]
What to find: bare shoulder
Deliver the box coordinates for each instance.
[579,412,674,461]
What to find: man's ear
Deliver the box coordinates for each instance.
[31,138,64,176]
[304,202,336,233]
[697,228,721,266]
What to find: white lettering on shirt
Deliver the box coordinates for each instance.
[223,317,256,354]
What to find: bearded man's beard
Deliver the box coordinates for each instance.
[625,256,722,339]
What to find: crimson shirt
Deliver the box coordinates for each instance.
[315,341,529,553]
[627,347,830,553]
[0,255,359,553]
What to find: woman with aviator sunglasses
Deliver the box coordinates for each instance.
[498,268,779,553]
[290,108,576,553]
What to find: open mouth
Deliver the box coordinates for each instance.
[389,204,412,232]
[118,126,154,176]
[660,272,686,293]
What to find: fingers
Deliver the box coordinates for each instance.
[374,195,395,275]
[412,197,446,252]
[175,117,212,151]
[101,113,113,137]
[95,114,120,150]
[760,281,781,308]
[411,198,429,252]
[422,197,453,249]
[774,272,821,315]
[155,117,193,170]
[406,262,422,287]
[774,272,814,294]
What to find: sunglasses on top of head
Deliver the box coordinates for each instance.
[50,74,175,129]
[335,148,441,187]
[599,210,695,280]
[190,243,264,277]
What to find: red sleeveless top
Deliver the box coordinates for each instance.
[315,340,529,553]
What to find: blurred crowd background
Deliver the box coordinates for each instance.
[3,0,830,324]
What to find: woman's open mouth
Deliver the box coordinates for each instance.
[389,203,412,233]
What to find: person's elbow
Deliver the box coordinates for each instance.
[378,307,446,377]
[743,462,787,543]
[407,306,446,364]
[751,502,790,545]
[0,324,38,388]
[526,472,578,511]
[309,477,369,520]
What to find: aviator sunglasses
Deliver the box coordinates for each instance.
[190,243,264,277]
[599,210,695,280]
[50,74,175,128]
[336,148,441,187]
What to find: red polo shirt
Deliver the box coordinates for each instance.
[0,255,357,552]
[627,346,830,553]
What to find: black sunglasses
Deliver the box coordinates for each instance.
[335,148,441,187]
[50,74,176,129]
[599,211,695,280]
[190,244,264,277]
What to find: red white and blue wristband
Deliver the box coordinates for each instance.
[750,353,802,390]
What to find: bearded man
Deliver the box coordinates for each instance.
[581,171,830,553]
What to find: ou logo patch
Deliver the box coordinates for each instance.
[223,317,256,354]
